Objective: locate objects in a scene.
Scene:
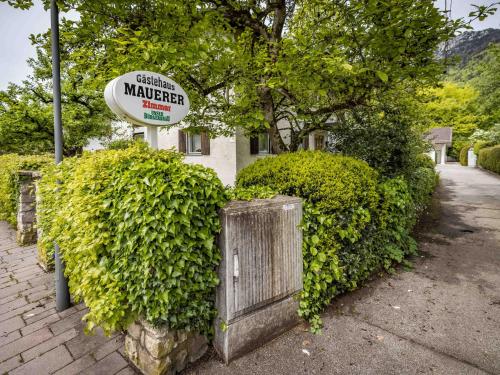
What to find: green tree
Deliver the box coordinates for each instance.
[3,0,457,152]
[329,90,429,177]
[449,43,500,127]
[421,82,482,157]
[0,25,114,155]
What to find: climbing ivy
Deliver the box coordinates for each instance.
[38,144,227,335]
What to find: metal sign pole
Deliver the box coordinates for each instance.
[51,0,70,312]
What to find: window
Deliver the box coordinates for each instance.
[258,132,270,154]
[133,132,144,140]
[178,130,210,155]
[187,133,202,154]
[314,134,325,151]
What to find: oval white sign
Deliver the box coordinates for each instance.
[104,71,190,127]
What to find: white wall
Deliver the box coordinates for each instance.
[136,123,323,186]
[83,121,134,151]
[427,149,436,163]
[441,144,447,164]
[235,128,271,175]
[142,126,239,186]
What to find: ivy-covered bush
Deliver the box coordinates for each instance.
[0,153,52,226]
[38,144,227,334]
[459,145,470,166]
[478,145,500,175]
[37,159,77,268]
[236,151,436,331]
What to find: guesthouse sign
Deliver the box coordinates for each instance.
[104,71,190,127]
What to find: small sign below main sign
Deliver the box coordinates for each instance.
[104,71,190,127]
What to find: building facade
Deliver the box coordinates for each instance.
[133,126,327,185]
[424,127,453,165]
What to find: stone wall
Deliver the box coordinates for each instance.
[16,171,40,245]
[125,319,208,375]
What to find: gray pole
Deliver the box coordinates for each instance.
[51,0,71,311]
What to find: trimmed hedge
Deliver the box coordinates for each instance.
[459,145,470,166]
[38,144,227,334]
[236,151,437,331]
[0,154,52,226]
[474,140,495,155]
[478,145,500,175]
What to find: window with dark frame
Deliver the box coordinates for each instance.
[314,134,325,151]
[133,132,144,140]
[178,129,210,155]
[187,133,202,154]
[258,132,270,154]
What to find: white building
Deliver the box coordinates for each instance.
[132,125,327,185]
[424,127,453,165]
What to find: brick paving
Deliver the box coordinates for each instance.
[0,222,138,375]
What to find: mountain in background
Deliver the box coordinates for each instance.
[437,28,500,65]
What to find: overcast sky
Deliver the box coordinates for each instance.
[0,0,499,90]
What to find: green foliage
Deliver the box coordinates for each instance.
[0,26,114,155]
[3,0,457,151]
[415,154,436,171]
[38,144,227,334]
[449,44,500,127]
[236,151,437,331]
[225,186,277,201]
[470,124,500,146]
[405,154,439,214]
[0,153,51,226]
[478,145,500,175]
[330,92,428,178]
[106,139,142,150]
[422,82,482,158]
[474,140,495,155]
[459,145,470,166]
[36,159,77,268]
[406,166,439,215]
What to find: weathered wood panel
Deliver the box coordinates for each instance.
[217,195,303,322]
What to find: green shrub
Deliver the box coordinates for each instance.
[474,140,494,155]
[236,151,436,331]
[459,145,470,166]
[415,154,435,171]
[37,159,77,268]
[106,139,143,150]
[478,145,500,175]
[0,154,52,226]
[408,153,439,214]
[39,144,227,334]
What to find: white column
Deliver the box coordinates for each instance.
[145,126,158,150]
[441,144,446,164]
[427,150,436,163]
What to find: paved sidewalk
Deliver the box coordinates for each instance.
[0,222,137,375]
[186,164,500,374]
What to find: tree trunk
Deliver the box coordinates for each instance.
[259,87,287,153]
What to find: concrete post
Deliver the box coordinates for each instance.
[214,196,303,363]
[468,148,477,167]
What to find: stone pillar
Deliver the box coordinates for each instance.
[16,171,41,245]
[125,319,207,375]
